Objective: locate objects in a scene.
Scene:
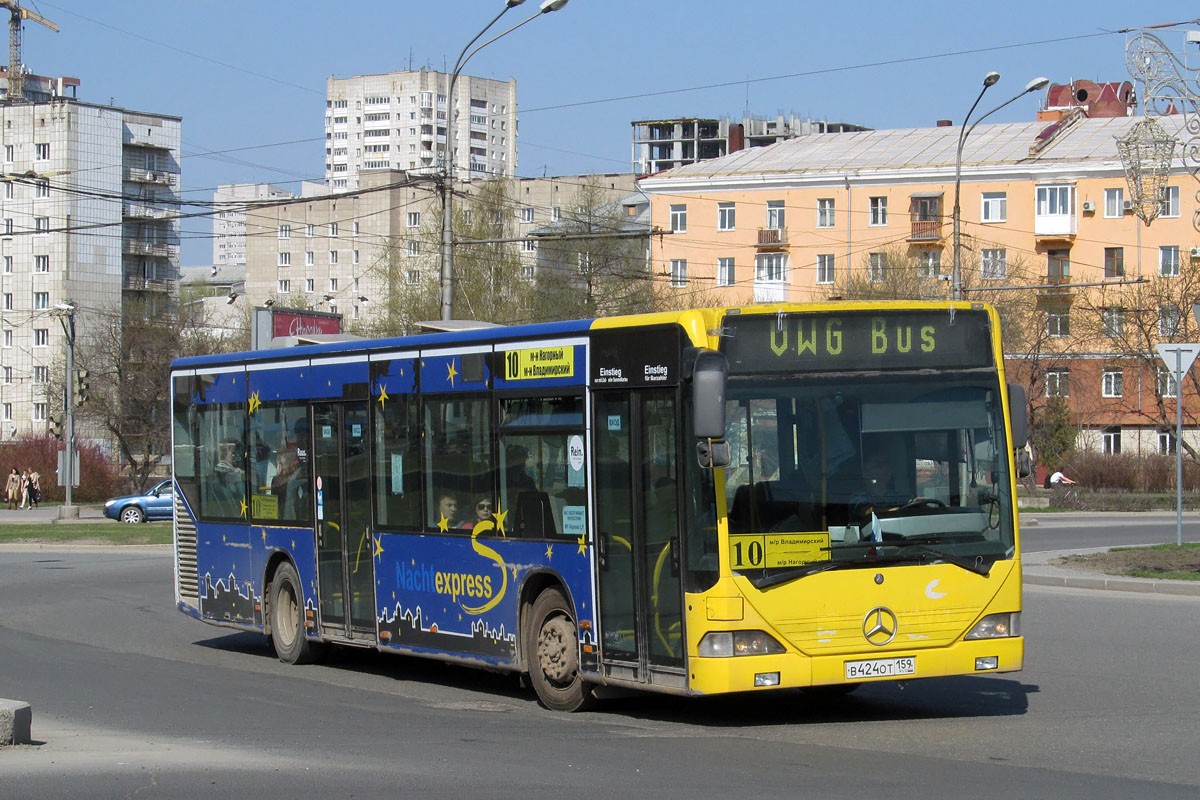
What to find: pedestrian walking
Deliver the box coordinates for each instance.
[18,467,30,508]
[27,468,41,509]
[5,467,20,510]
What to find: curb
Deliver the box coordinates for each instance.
[1024,545,1200,597]
[0,698,31,745]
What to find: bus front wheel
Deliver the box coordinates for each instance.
[269,561,318,664]
[526,588,594,712]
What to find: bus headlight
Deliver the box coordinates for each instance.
[698,630,786,657]
[964,612,1020,640]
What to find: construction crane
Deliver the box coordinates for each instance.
[1,1,57,103]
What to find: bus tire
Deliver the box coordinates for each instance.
[526,587,594,712]
[269,561,317,665]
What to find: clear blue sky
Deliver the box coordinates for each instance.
[28,0,1200,266]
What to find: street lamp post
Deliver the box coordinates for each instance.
[439,0,569,321]
[55,301,78,518]
[952,74,1050,301]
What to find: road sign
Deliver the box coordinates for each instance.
[1156,343,1200,374]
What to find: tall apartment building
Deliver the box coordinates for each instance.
[242,172,636,323]
[325,69,517,189]
[0,89,181,439]
[212,183,296,267]
[632,115,869,176]
[638,108,1200,455]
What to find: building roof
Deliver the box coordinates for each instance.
[639,115,1186,185]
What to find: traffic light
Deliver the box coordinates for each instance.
[48,413,62,440]
[73,368,89,407]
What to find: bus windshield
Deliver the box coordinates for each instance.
[722,371,1014,585]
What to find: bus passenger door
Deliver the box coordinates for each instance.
[312,402,376,640]
[593,390,685,687]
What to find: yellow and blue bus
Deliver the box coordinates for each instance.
[170,301,1027,711]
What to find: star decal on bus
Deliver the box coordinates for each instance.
[438,514,450,533]
[545,544,554,560]
[577,534,587,555]
[261,528,268,544]
[493,508,508,535]
[239,499,247,518]
[377,384,389,409]
[248,391,262,415]
[374,535,384,559]
[446,359,458,387]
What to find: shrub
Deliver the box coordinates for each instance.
[0,435,118,504]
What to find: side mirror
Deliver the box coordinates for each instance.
[1007,383,1028,449]
[691,349,727,440]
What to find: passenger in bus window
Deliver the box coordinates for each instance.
[461,496,494,530]
[437,493,461,527]
[272,420,310,519]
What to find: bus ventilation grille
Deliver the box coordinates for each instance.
[174,492,199,605]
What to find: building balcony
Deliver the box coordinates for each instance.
[122,275,176,293]
[756,227,788,249]
[122,202,171,220]
[123,167,178,186]
[908,219,944,242]
[1034,213,1077,239]
[122,239,177,258]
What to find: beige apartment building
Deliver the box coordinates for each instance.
[639,112,1200,455]
[242,171,636,322]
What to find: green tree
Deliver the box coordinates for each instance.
[1031,396,1077,472]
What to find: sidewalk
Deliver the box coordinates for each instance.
[1022,545,1200,597]
[0,504,109,524]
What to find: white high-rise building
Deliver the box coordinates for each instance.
[0,88,181,439]
[212,183,296,267]
[325,68,517,188]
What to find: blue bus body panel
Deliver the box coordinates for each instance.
[374,532,593,666]
[248,365,310,403]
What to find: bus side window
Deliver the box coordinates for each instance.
[424,396,493,532]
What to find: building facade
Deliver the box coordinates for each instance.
[212,183,296,267]
[326,69,517,189]
[0,96,181,439]
[639,112,1200,455]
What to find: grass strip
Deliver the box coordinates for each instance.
[0,522,172,546]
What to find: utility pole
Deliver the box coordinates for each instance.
[56,301,77,518]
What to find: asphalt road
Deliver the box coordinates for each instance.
[0,542,1198,798]
[1020,510,1200,551]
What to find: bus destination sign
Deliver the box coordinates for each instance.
[722,310,994,374]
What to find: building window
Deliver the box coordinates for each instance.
[1105,187,1124,218]
[3,330,10,347]
[1036,184,1072,216]
[717,203,735,232]
[328,222,339,237]
[34,328,48,347]
[278,279,291,293]
[329,278,338,292]
[305,251,314,266]
[278,252,291,267]
[1159,365,1180,397]
[329,250,338,264]
[551,207,561,222]
[278,225,291,239]
[717,257,735,286]
[34,255,48,272]
[1102,426,1122,455]
[1160,185,1180,218]
[3,145,11,162]
[353,249,359,264]
[918,250,941,278]
[981,248,1006,280]
[1,293,9,310]
[981,192,1007,223]
[1,403,9,421]
[521,239,536,253]
[33,365,47,384]
[1,366,8,383]
[1159,429,1176,454]
[407,212,420,228]
[406,270,420,284]
[1104,247,1124,278]
[306,223,315,237]
[1047,311,1070,338]
[869,252,887,282]
[34,143,49,160]
[1046,369,1070,398]
[817,198,835,228]
[670,204,687,233]
[869,197,887,226]
[3,256,10,273]
[33,292,48,309]
[817,254,835,284]
[519,207,534,223]
[305,278,314,293]
[32,403,46,422]
[34,217,49,234]
[755,252,787,282]
[34,179,48,199]
[1160,304,1181,337]
[669,259,687,288]
[1102,307,1123,338]
[766,200,785,230]
[1102,368,1123,398]
[353,222,360,236]
[1047,249,1069,283]
[407,240,419,256]
[3,219,10,235]
[1160,245,1180,277]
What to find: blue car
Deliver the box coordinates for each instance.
[104,479,173,523]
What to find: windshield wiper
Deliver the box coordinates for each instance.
[885,542,991,576]
[748,558,863,589]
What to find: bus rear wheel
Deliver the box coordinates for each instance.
[526,588,594,712]
[270,561,318,664]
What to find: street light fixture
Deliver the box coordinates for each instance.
[952,74,1050,302]
[439,0,569,321]
[54,301,78,518]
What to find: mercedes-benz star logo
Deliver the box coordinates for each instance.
[863,606,898,646]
